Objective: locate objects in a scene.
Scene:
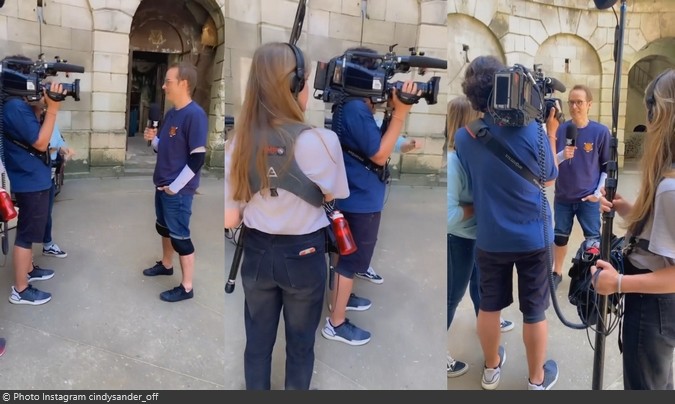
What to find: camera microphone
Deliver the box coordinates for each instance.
[545,77,567,93]
[397,55,447,70]
[147,103,161,147]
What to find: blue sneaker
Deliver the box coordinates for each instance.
[321,317,371,346]
[27,264,54,283]
[9,285,52,305]
[528,360,559,390]
[355,266,383,284]
[160,284,193,302]
[481,345,506,390]
[329,293,372,312]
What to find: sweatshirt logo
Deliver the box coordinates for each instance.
[583,142,593,153]
[169,126,178,137]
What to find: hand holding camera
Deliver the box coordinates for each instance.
[390,80,420,117]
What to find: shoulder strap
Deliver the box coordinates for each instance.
[248,123,325,208]
[465,118,541,188]
[2,132,52,166]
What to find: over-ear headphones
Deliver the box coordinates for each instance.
[646,71,666,123]
[286,43,305,96]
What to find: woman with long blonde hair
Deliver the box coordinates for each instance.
[592,69,675,389]
[224,42,348,390]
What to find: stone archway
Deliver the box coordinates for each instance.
[125,0,225,171]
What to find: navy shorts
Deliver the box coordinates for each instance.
[475,247,551,323]
[14,189,50,249]
[554,200,601,240]
[334,211,381,279]
[155,190,193,239]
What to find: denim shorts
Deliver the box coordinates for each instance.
[334,211,381,279]
[554,200,601,240]
[155,190,193,239]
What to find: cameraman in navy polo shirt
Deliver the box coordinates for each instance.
[1,55,64,306]
[142,62,208,303]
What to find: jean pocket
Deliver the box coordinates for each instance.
[283,243,326,289]
[241,244,266,283]
[657,296,675,339]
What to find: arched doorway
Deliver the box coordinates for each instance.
[125,0,220,171]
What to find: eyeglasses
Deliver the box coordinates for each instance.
[567,100,587,107]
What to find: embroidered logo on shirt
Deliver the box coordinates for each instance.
[583,142,593,153]
[169,126,178,137]
[267,167,278,178]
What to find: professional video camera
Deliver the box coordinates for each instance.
[490,63,566,127]
[313,44,447,105]
[0,54,84,102]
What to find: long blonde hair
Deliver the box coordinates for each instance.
[228,42,309,202]
[626,69,675,233]
[447,96,481,150]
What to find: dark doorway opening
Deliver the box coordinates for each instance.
[127,51,169,140]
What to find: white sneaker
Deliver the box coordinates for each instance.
[43,243,67,258]
[481,345,506,390]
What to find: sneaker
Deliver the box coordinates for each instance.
[160,284,193,302]
[143,261,174,276]
[329,293,372,312]
[0,337,5,357]
[552,273,562,291]
[447,354,469,378]
[528,359,559,390]
[9,285,51,305]
[42,243,67,258]
[27,264,54,283]
[321,317,371,346]
[500,317,515,332]
[355,266,383,284]
[481,345,506,390]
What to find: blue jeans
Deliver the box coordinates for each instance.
[622,259,675,389]
[447,233,480,330]
[154,190,193,239]
[241,227,327,390]
[554,200,601,241]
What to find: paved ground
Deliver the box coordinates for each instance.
[0,175,225,389]
[224,184,447,390]
[446,162,661,390]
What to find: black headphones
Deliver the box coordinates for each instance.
[646,71,667,123]
[286,43,305,96]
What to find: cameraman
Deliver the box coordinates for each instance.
[454,55,559,390]
[1,55,66,305]
[321,47,420,346]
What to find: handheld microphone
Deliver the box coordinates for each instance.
[566,124,578,164]
[147,103,161,147]
[566,124,578,147]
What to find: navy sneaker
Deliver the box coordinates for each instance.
[27,264,55,283]
[355,266,383,284]
[160,284,193,302]
[447,355,469,378]
[328,293,372,312]
[321,317,371,346]
[552,273,562,291]
[9,285,52,305]
[143,261,173,276]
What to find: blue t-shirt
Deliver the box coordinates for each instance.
[49,126,66,161]
[333,99,385,213]
[455,116,558,253]
[153,101,208,195]
[1,98,52,193]
[554,120,610,203]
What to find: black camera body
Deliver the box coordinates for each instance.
[0,55,84,102]
[490,63,565,127]
[313,46,447,105]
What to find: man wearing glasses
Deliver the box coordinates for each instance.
[551,84,611,290]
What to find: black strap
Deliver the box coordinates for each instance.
[2,132,51,166]
[465,118,541,188]
[340,144,390,183]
